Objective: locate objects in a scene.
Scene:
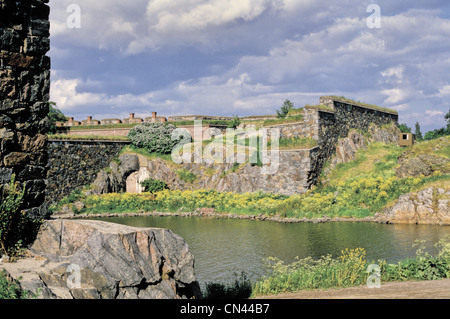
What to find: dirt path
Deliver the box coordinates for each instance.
[256,279,450,299]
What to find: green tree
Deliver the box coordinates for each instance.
[398,123,411,133]
[47,101,67,134]
[128,122,183,154]
[276,99,294,118]
[423,109,450,140]
[445,109,450,128]
[415,122,423,141]
[140,178,169,193]
[227,115,241,129]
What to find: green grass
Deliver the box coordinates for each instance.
[322,96,398,115]
[271,137,318,150]
[263,115,304,126]
[323,142,403,185]
[407,136,450,158]
[252,236,450,296]
[64,119,232,131]
[168,119,232,127]
[49,134,130,141]
[287,108,304,116]
[119,144,174,162]
[68,123,138,130]
[304,104,334,112]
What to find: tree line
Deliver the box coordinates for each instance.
[399,110,450,141]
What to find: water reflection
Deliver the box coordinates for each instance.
[94,216,450,287]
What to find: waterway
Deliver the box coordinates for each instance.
[95,216,450,288]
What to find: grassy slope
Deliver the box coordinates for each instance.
[321,136,449,191]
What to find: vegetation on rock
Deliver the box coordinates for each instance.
[0,176,39,257]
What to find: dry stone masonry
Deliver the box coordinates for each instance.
[0,0,50,217]
[46,139,131,204]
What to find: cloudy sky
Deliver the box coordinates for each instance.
[49,0,450,133]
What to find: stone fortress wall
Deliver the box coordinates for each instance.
[47,96,400,200]
[0,0,51,217]
[46,139,130,204]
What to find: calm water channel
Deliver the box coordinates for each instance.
[95,216,450,288]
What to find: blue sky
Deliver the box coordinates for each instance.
[49,0,450,133]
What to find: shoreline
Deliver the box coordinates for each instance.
[51,209,389,224]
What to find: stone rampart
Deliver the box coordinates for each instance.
[46,96,399,200]
[0,0,51,216]
[46,139,130,204]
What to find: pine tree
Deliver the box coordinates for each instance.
[415,122,423,141]
[276,99,294,118]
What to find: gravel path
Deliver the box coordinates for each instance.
[256,279,450,299]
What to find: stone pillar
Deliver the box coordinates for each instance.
[0,0,51,217]
[152,111,157,122]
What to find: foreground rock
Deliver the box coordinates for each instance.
[380,187,450,225]
[1,219,201,299]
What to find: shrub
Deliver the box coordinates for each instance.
[252,249,369,295]
[0,269,34,299]
[227,115,241,129]
[0,177,27,257]
[128,122,184,154]
[176,169,197,183]
[140,178,169,193]
[253,238,450,296]
[203,272,252,299]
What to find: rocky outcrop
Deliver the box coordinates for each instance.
[0,219,201,299]
[396,154,449,178]
[395,136,450,178]
[88,153,140,195]
[323,123,400,177]
[118,147,316,196]
[380,188,450,225]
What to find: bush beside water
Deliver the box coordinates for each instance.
[252,236,450,296]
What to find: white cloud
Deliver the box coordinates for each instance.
[147,0,269,31]
[425,110,444,117]
[49,1,450,132]
[438,85,450,97]
[391,103,410,111]
[51,77,154,115]
[381,66,405,84]
[381,89,409,104]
